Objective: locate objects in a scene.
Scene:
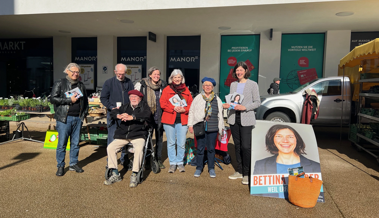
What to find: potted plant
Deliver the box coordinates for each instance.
[0,99,4,110]
[41,98,50,112]
[29,99,37,111]
[3,98,9,110]
[8,98,15,110]
[35,98,42,112]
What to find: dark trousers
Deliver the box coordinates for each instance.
[195,131,218,171]
[230,112,253,176]
[152,121,164,160]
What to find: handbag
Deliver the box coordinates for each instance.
[193,121,205,137]
[288,172,323,208]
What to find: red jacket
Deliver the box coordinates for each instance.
[160,85,193,125]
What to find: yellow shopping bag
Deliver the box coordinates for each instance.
[43,130,71,150]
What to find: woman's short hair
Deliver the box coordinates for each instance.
[64,63,81,74]
[265,124,306,156]
[148,66,161,76]
[232,61,251,79]
[168,69,185,84]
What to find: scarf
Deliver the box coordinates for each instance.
[169,83,186,99]
[201,90,215,121]
[66,75,78,85]
[143,78,162,114]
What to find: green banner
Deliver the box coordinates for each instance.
[280,33,325,93]
[219,35,260,100]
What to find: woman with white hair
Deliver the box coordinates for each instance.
[160,69,193,173]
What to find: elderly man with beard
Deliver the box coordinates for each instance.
[104,90,151,188]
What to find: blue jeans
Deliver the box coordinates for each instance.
[106,112,127,164]
[163,123,188,165]
[195,131,218,171]
[56,116,82,167]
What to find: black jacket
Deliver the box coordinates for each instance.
[100,76,134,111]
[268,83,280,95]
[50,78,89,123]
[136,79,167,127]
[253,154,321,175]
[110,100,152,140]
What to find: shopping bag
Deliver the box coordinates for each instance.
[288,172,323,208]
[215,128,231,152]
[184,138,196,165]
[43,130,70,150]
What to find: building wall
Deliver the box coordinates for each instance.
[97,36,117,88]
[324,30,351,78]
[147,34,166,80]
[53,36,71,82]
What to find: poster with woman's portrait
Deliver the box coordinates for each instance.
[250,120,324,202]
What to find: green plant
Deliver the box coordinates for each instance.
[29,99,37,107]
[0,109,12,116]
[3,99,9,106]
[8,98,15,106]
[0,99,4,106]
[35,98,42,106]
[18,99,26,107]
[41,98,49,107]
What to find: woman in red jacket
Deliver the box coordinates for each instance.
[160,69,193,173]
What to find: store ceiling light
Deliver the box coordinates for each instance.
[218,26,231,30]
[336,12,354,16]
[120,19,134,24]
[58,30,71,33]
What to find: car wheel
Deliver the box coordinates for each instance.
[265,112,291,122]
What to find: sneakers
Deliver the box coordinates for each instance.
[56,167,64,176]
[194,169,202,178]
[69,164,84,173]
[209,169,216,178]
[158,160,166,169]
[168,165,176,173]
[177,164,185,172]
[242,176,249,185]
[129,173,138,188]
[228,172,243,180]
[104,172,122,185]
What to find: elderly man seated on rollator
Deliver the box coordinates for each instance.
[104,90,151,188]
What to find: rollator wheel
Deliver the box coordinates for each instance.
[136,170,143,184]
[105,167,112,180]
[150,156,161,174]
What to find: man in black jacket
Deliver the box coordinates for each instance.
[268,77,281,95]
[100,64,134,164]
[50,63,89,176]
[104,90,151,188]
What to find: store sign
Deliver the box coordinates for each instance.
[219,35,260,99]
[279,33,325,93]
[74,56,97,62]
[350,32,379,50]
[120,56,146,62]
[0,41,26,50]
[169,56,198,63]
[251,121,324,202]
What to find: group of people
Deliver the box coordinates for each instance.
[50,61,262,188]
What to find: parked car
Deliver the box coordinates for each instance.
[256,77,351,125]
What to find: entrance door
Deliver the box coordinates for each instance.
[166,36,200,94]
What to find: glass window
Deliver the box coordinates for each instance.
[310,80,341,96]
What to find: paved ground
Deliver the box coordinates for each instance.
[0,116,379,218]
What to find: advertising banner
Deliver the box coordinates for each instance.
[250,121,324,202]
[79,64,95,90]
[350,32,379,50]
[125,65,142,83]
[220,35,260,100]
[280,34,325,93]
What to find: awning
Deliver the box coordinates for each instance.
[339,38,379,68]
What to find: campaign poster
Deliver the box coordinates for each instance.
[219,35,260,100]
[279,34,325,93]
[250,120,324,202]
[79,64,95,90]
[125,65,142,83]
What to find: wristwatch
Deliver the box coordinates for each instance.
[132,114,136,120]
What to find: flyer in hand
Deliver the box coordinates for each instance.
[169,94,187,107]
[65,87,83,99]
[225,92,244,110]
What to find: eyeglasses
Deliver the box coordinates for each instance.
[69,69,80,74]
[203,85,213,87]
[274,135,295,140]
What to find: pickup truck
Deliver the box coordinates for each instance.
[256,76,351,125]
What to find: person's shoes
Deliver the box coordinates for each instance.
[129,173,138,188]
[158,160,166,169]
[177,164,185,172]
[242,176,249,185]
[104,172,122,185]
[56,167,64,176]
[194,169,202,178]
[209,169,216,178]
[168,165,176,173]
[228,172,243,180]
[69,164,84,173]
